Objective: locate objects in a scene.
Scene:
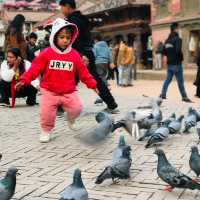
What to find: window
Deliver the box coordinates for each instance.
[153,0,169,19]
[182,0,200,14]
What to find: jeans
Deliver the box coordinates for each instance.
[161,65,187,98]
[118,65,132,86]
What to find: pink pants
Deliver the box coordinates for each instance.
[40,88,83,133]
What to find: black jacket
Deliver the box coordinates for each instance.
[67,11,93,54]
[163,32,183,65]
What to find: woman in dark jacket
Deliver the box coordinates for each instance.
[195,49,200,97]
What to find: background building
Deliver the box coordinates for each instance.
[152,0,200,67]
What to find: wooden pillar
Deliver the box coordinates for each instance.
[181,27,190,68]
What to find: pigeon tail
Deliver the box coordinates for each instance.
[95,166,113,184]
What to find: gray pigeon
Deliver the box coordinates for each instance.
[95,136,132,184]
[189,146,200,178]
[145,121,170,148]
[183,107,197,133]
[168,115,184,134]
[197,122,200,142]
[0,167,18,200]
[154,149,200,191]
[137,96,163,109]
[137,100,162,130]
[112,135,131,163]
[138,123,160,141]
[194,110,200,122]
[60,169,88,200]
[112,112,136,135]
[81,112,114,144]
[162,113,176,124]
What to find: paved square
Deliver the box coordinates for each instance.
[0,80,200,200]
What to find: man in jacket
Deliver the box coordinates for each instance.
[160,22,191,102]
[59,0,118,113]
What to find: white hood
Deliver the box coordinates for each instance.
[49,18,78,54]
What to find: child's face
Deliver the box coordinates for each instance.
[56,29,72,50]
[30,38,37,46]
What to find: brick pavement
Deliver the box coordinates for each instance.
[0,80,200,200]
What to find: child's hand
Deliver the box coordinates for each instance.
[94,88,99,94]
[15,82,25,91]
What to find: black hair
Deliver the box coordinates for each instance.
[59,0,76,9]
[170,22,179,32]
[94,34,102,41]
[7,48,25,74]
[54,26,73,50]
[6,14,25,43]
[29,32,38,40]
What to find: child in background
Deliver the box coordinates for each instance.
[16,18,98,143]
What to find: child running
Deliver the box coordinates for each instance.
[16,18,98,143]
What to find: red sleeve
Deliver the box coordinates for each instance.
[76,56,97,89]
[20,50,47,85]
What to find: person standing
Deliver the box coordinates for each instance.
[4,14,27,59]
[93,35,113,86]
[59,0,118,113]
[159,22,191,102]
[27,32,40,62]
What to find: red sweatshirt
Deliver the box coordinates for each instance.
[20,18,97,94]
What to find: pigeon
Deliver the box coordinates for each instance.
[112,135,131,163]
[60,169,88,200]
[196,122,200,143]
[154,149,200,192]
[95,136,132,184]
[112,111,136,135]
[195,110,200,122]
[0,167,18,200]
[137,96,163,109]
[151,98,163,121]
[137,100,162,131]
[138,123,160,141]
[0,154,2,161]
[162,113,176,124]
[168,115,184,135]
[80,112,115,144]
[145,121,170,148]
[189,146,200,179]
[183,107,197,133]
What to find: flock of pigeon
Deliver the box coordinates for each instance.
[1,98,200,199]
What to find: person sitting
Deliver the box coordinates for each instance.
[0,48,39,107]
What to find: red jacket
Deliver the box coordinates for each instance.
[20,18,97,94]
[20,47,97,94]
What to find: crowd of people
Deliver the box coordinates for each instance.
[0,0,199,142]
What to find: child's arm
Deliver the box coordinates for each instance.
[21,51,47,85]
[16,51,47,91]
[76,56,97,90]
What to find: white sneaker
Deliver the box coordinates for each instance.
[39,132,50,143]
[67,120,80,131]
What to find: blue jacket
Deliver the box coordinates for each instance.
[93,41,113,64]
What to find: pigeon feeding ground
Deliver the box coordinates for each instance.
[0,81,200,200]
